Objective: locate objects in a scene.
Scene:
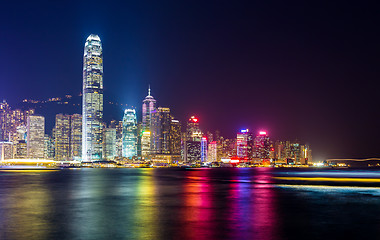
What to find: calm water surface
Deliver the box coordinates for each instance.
[0,168,380,240]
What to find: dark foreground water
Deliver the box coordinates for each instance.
[1,168,380,240]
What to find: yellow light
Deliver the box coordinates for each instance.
[0,170,58,173]
[274,177,380,183]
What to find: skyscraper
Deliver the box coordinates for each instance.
[0,141,13,160]
[169,119,181,155]
[253,131,271,160]
[110,120,123,158]
[184,116,202,163]
[141,130,151,158]
[104,128,117,160]
[27,115,45,159]
[70,114,82,160]
[151,107,171,154]
[236,129,253,160]
[0,100,34,142]
[122,109,138,158]
[82,34,103,161]
[207,141,217,162]
[201,137,207,162]
[54,114,71,161]
[142,86,156,130]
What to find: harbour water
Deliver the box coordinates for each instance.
[0,168,379,240]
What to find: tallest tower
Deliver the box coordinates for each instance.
[82,34,103,161]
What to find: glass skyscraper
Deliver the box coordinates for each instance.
[82,34,103,161]
[122,109,137,158]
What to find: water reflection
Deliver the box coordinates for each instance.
[251,168,280,240]
[133,169,159,239]
[0,172,52,239]
[5,168,371,240]
[180,170,215,239]
[223,168,280,240]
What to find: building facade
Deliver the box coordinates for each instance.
[142,86,156,131]
[236,129,254,160]
[151,107,171,155]
[122,109,138,158]
[104,128,117,160]
[169,119,181,155]
[82,34,104,161]
[27,115,45,159]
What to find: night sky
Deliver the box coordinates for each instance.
[0,0,379,161]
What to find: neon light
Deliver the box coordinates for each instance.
[259,131,267,135]
[240,129,249,133]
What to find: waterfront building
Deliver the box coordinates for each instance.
[110,120,123,158]
[236,129,254,160]
[300,144,311,164]
[186,116,202,141]
[54,114,82,161]
[54,114,71,161]
[0,141,13,160]
[44,135,55,159]
[207,141,217,162]
[27,115,45,159]
[184,116,202,162]
[201,137,207,162]
[169,119,181,155]
[141,130,151,158]
[253,131,271,160]
[122,109,138,158]
[82,34,104,161]
[70,114,82,160]
[136,122,142,157]
[151,107,171,154]
[104,128,117,160]
[0,100,34,142]
[14,140,27,159]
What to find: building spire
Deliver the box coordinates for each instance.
[148,85,151,96]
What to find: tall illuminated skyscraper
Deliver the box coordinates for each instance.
[142,86,156,130]
[122,109,138,158]
[82,34,103,161]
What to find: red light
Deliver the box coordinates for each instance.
[189,116,199,123]
[271,148,275,151]
[259,131,267,135]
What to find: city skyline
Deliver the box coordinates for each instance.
[0,1,379,161]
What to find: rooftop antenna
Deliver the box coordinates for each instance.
[148,84,151,96]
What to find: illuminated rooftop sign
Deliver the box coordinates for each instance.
[189,116,198,123]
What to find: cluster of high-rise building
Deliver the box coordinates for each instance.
[0,34,312,165]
